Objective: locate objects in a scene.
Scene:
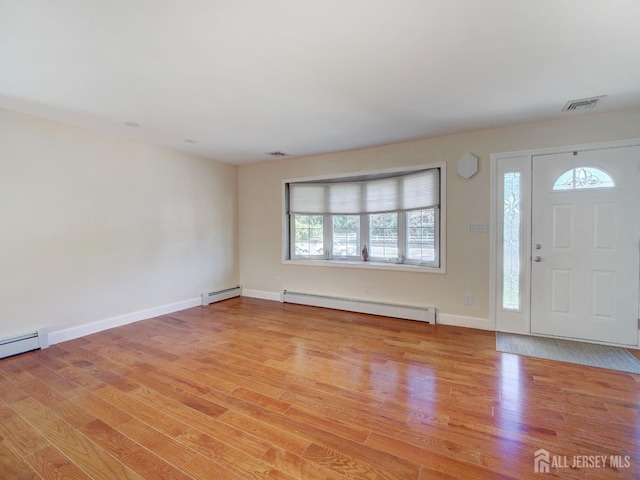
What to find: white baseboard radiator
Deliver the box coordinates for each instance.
[281,290,435,323]
[0,329,50,360]
[201,285,242,306]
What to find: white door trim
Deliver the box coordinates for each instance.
[490,137,640,346]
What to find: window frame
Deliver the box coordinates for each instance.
[367,212,399,263]
[289,214,327,260]
[404,207,440,266]
[331,214,361,260]
[283,163,446,273]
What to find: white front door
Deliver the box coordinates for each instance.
[530,146,640,345]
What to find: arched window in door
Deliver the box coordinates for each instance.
[553,166,615,191]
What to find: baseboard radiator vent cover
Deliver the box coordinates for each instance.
[201,285,242,306]
[281,290,435,323]
[0,329,50,359]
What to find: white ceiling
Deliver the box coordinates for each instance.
[1,1,639,165]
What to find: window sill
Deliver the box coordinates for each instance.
[283,258,445,274]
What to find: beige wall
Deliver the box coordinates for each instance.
[238,109,640,323]
[3,106,638,342]
[0,108,239,340]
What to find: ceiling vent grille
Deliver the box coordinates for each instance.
[562,95,605,112]
[266,151,289,157]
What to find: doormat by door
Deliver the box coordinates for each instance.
[496,332,640,374]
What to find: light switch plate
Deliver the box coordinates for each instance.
[468,222,488,232]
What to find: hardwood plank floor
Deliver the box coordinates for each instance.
[0,297,638,479]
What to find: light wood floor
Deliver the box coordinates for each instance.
[0,297,638,479]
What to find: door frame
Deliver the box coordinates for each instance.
[489,137,640,347]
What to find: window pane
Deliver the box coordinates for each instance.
[294,214,323,257]
[552,166,615,190]
[503,172,520,310]
[407,209,436,262]
[333,215,360,258]
[369,213,398,259]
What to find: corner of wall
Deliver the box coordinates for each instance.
[48,298,201,345]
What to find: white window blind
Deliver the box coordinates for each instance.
[329,183,362,214]
[289,169,439,215]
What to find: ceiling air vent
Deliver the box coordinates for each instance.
[562,95,606,112]
[266,151,289,157]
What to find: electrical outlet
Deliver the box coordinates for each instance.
[464,293,473,305]
[365,284,372,294]
[216,274,221,284]
[275,276,281,285]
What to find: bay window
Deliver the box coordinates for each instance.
[285,165,443,270]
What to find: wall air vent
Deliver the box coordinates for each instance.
[266,151,289,157]
[562,95,606,112]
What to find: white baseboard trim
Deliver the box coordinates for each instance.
[242,289,281,302]
[48,297,201,345]
[437,313,492,331]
